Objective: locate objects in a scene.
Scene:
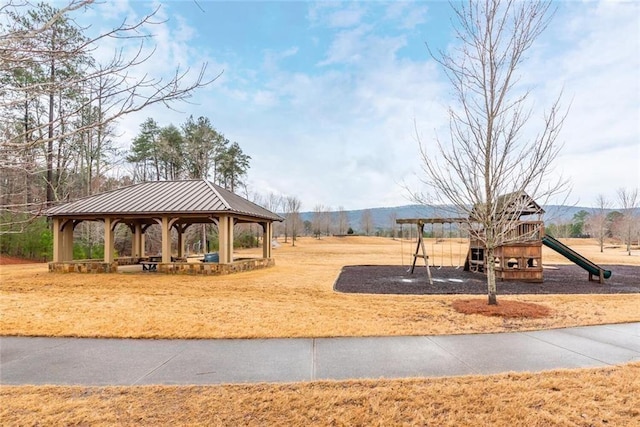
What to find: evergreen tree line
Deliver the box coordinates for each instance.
[127,116,250,191]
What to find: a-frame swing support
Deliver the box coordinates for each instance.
[409,222,433,285]
[397,217,469,286]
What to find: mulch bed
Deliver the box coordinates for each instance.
[334,265,640,295]
[452,299,552,318]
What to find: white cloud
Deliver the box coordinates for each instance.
[197,4,449,210]
[262,47,299,73]
[253,90,278,107]
[384,2,428,30]
[318,24,373,66]
[77,1,638,211]
[88,0,137,21]
[532,1,640,204]
[232,55,446,209]
[327,6,366,28]
[307,2,364,29]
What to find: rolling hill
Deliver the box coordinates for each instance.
[298,204,596,232]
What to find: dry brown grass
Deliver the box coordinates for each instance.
[2,363,638,426]
[1,236,639,339]
[2,238,639,426]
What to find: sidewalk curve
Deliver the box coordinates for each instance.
[1,323,638,386]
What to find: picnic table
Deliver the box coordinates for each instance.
[141,256,162,271]
[140,256,187,271]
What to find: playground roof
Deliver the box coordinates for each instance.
[495,191,545,217]
[469,191,544,220]
[398,193,545,224]
[45,180,284,222]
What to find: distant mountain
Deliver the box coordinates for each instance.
[298,204,597,232]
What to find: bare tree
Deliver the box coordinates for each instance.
[388,212,398,239]
[2,1,218,152]
[586,194,611,253]
[360,209,373,236]
[1,0,219,231]
[284,196,302,246]
[259,192,284,239]
[617,187,639,256]
[311,204,325,239]
[336,206,349,235]
[322,206,333,236]
[415,0,567,304]
[546,221,571,239]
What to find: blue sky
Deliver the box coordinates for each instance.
[80,0,639,211]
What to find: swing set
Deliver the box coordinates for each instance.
[397,217,468,284]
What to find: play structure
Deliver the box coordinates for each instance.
[397,193,612,284]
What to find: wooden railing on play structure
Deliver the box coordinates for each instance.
[470,220,545,246]
[506,220,545,242]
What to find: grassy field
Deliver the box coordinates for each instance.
[2,363,638,426]
[2,236,639,425]
[1,236,639,339]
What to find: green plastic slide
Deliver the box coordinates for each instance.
[541,235,611,279]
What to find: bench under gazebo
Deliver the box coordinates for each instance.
[45,180,283,274]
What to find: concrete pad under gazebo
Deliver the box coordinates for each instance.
[45,180,284,274]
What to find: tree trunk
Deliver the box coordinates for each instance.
[47,58,55,206]
[486,246,497,305]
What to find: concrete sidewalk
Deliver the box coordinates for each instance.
[1,323,638,386]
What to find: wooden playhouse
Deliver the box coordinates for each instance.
[465,193,545,282]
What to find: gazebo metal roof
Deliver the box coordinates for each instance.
[46,180,283,222]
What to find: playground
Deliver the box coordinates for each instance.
[393,194,615,286]
[334,264,640,295]
[335,215,639,295]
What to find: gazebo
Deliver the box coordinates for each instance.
[45,180,284,274]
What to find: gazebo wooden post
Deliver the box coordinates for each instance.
[175,224,188,258]
[177,229,184,258]
[262,221,272,259]
[133,223,142,259]
[161,216,171,263]
[52,217,64,262]
[103,218,115,263]
[62,221,74,261]
[218,215,234,264]
[219,215,228,263]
